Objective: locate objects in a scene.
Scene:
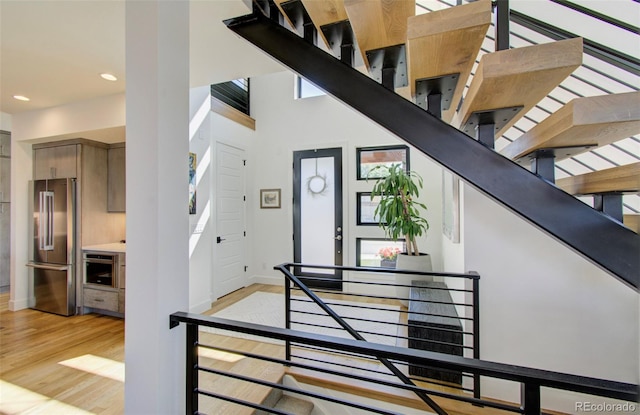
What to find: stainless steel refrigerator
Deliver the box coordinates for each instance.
[27,178,76,316]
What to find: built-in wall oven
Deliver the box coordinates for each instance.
[84,252,118,288]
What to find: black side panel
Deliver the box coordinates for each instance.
[224,13,639,290]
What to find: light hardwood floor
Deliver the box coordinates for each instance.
[0,285,284,415]
[1,286,564,415]
[0,292,125,414]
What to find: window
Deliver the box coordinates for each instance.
[296,76,326,99]
[356,145,410,180]
[356,238,406,268]
[357,192,383,225]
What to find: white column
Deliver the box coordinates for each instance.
[125,1,189,414]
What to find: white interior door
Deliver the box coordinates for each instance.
[215,143,246,299]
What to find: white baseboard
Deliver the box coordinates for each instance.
[189,298,212,314]
[9,297,29,311]
[248,274,283,286]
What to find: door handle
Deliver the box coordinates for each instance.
[334,235,342,241]
[26,262,69,271]
[217,236,226,244]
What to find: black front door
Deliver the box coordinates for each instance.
[293,148,343,290]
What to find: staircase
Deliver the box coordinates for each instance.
[197,332,319,414]
[226,0,639,289]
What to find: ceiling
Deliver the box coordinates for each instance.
[0,0,283,116]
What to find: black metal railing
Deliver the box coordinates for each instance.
[210,78,250,115]
[275,263,481,404]
[169,310,639,415]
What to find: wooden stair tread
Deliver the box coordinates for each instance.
[406,0,491,122]
[301,0,348,26]
[200,356,286,415]
[300,0,353,59]
[274,395,315,415]
[624,214,639,233]
[454,37,583,138]
[197,333,286,415]
[501,92,640,161]
[555,162,640,195]
[287,367,531,415]
[343,0,415,70]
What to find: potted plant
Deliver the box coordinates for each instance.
[378,246,401,268]
[369,164,432,303]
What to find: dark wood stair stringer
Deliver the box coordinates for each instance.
[223,11,639,290]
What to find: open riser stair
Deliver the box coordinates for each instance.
[226,0,639,288]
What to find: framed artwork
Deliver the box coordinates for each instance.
[442,171,460,243]
[260,188,281,209]
[189,152,197,215]
[356,145,410,180]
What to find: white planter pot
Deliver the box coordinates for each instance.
[395,253,433,306]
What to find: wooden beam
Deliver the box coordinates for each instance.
[210,96,256,130]
[406,0,491,122]
[556,162,640,195]
[624,214,639,233]
[454,38,583,138]
[502,92,640,161]
[343,0,415,70]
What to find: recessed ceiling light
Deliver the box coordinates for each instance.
[13,95,30,101]
[100,73,118,81]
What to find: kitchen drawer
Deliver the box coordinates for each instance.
[83,287,118,312]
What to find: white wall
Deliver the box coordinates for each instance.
[243,71,443,286]
[461,185,638,412]
[188,86,215,313]
[0,112,12,131]
[11,93,125,142]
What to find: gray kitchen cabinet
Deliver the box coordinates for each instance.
[33,144,78,179]
[83,287,119,312]
[0,156,9,204]
[0,131,10,157]
[0,132,9,203]
[0,202,9,290]
[118,254,125,313]
[83,251,125,316]
[33,139,124,315]
[0,131,9,291]
[107,144,125,212]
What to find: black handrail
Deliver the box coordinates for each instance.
[224,11,639,289]
[275,263,448,415]
[549,0,640,34]
[169,312,640,414]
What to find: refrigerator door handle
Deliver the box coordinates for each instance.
[38,191,45,251]
[26,262,69,272]
[39,191,54,251]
